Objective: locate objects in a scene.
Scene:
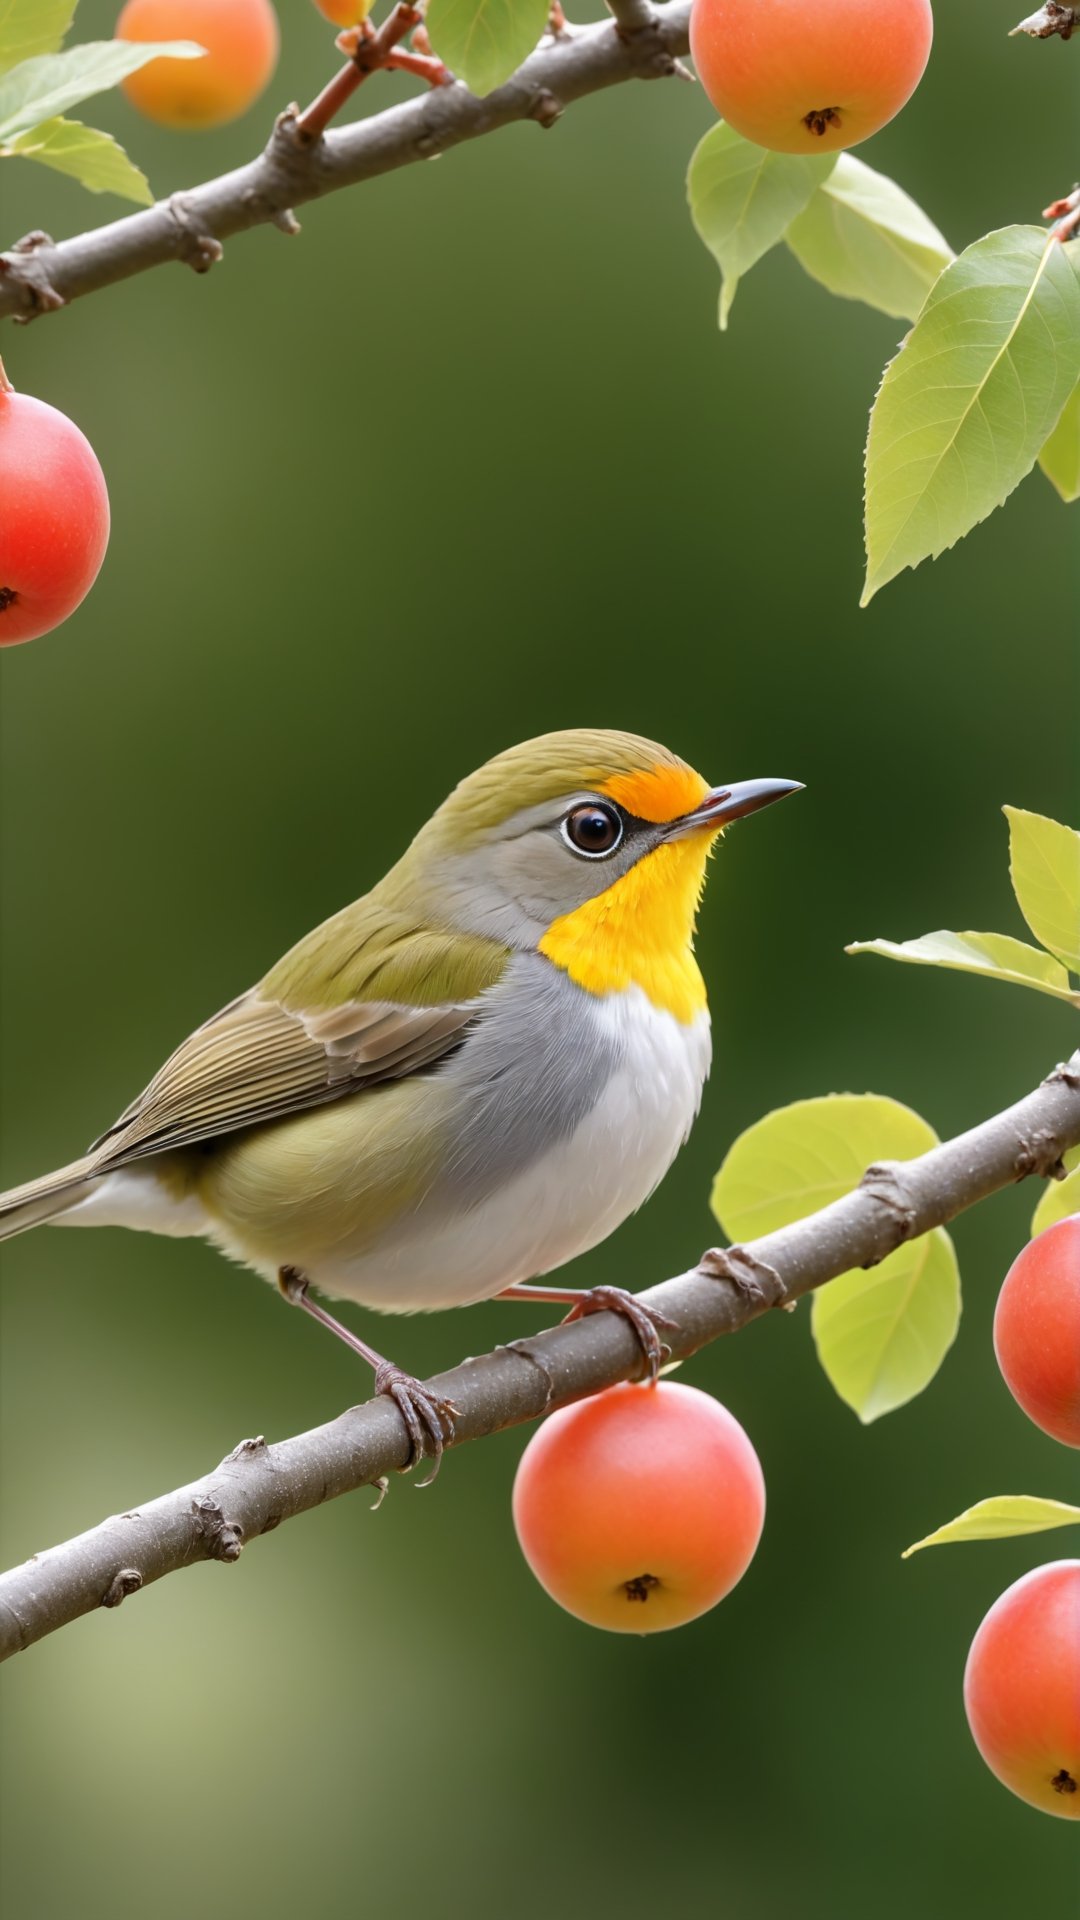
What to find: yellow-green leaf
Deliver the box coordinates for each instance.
[0,0,73,73]
[0,40,204,142]
[846,929,1079,1006]
[1031,1145,1080,1237]
[425,0,548,97]
[711,1092,938,1242]
[1005,806,1080,974]
[903,1495,1080,1558]
[1039,378,1080,502]
[785,153,952,323]
[3,115,151,202]
[687,122,834,330]
[862,226,1080,604]
[812,1226,960,1422]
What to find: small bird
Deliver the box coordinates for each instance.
[0,730,800,1475]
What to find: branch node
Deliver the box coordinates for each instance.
[192,1496,245,1562]
[529,89,564,128]
[857,1161,918,1254]
[1013,1126,1070,1181]
[499,1339,557,1408]
[607,0,657,38]
[0,231,65,324]
[222,1434,267,1465]
[167,195,225,275]
[1009,3,1078,37]
[698,1245,787,1309]
[102,1568,143,1610]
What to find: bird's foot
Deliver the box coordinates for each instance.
[373,1363,458,1487]
[278,1265,457,1485]
[560,1286,677,1385]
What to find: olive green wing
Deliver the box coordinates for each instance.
[89,908,509,1170]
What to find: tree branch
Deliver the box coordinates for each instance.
[0,3,690,324]
[2,1051,1078,1662]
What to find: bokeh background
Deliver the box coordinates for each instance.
[2,3,1078,1914]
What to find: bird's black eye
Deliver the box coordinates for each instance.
[561,803,624,858]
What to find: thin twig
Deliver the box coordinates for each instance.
[294,6,445,144]
[0,4,691,324]
[1045,184,1080,242]
[1,1051,1077,1662]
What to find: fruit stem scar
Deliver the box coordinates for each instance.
[0,588,18,612]
[1050,1768,1077,1794]
[623,1573,661,1601]
[802,106,842,135]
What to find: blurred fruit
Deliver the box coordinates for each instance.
[512,1380,765,1633]
[116,0,279,128]
[0,385,110,647]
[964,1561,1080,1818]
[994,1215,1080,1448]
[689,0,933,154]
[312,0,374,25]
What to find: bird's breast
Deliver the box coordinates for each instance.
[279,958,711,1310]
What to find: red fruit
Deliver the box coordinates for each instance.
[512,1380,765,1633]
[117,0,279,129]
[689,0,933,155]
[964,1561,1080,1819]
[994,1215,1080,1449]
[0,388,110,647]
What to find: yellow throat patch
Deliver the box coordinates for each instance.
[538,762,714,1025]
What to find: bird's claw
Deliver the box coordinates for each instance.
[560,1286,677,1384]
[373,1363,458,1485]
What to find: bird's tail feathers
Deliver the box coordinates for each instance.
[0,1159,101,1241]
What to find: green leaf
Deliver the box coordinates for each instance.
[903,1495,1080,1558]
[0,39,204,142]
[2,115,151,202]
[1032,1146,1080,1237]
[711,1092,938,1242]
[425,0,549,97]
[785,154,952,323]
[812,1226,960,1422]
[0,0,74,73]
[1005,806,1080,973]
[862,226,1080,604]
[687,121,835,330]
[1039,378,1080,502]
[845,929,1079,1007]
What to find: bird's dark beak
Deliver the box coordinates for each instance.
[665,777,804,840]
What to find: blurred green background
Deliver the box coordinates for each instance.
[1,3,1078,1914]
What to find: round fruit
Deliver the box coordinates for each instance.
[994,1215,1080,1448]
[0,387,110,647]
[964,1561,1080,1818]
[689,0,933,155]
[116,0,280,129]
[312,0,374,24]
[512,1380,766,1633]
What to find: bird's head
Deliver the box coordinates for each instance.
[387,729,801,1020]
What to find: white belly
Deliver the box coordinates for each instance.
[305,988,711,1312]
